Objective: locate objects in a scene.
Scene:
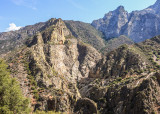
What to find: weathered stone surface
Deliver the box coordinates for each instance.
[89,45,148,78]
[92,6,128,39]
[77,42,102,78]
[74,98,98,114]
[5,17,160,114]
[92,0,160,42]
[7,18,102,113]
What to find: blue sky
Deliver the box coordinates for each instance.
[0,0,157,32]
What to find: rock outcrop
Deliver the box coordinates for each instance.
[89,44,149,78]
[3,18,160,114]
[92,0,160,42]
[7,18,102,113]
[74,98,98,114]
[92,6,129,39]
[77,36,160,114]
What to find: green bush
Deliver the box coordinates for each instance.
[0,59,30,114]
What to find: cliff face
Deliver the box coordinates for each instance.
[7,18,102,113]
[89,44,149,78]
[78,36,160,114]
[92,0,160,42]
[92,6,129,39]
[80,72,160,114]
[3,18,160,114]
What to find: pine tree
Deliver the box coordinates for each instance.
[0,59,30,114]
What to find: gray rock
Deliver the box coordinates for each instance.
[92,0,160,42]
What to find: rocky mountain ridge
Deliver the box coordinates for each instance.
[0,18,134,56]
[92,0,160,42]
[0,22,45,55]
[0,2,160,113]
[2,18,160,114]
[6,18,102,113]
[78,35,160,114]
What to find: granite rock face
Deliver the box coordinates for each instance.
[89,44,148,78]
[92,0,160,42]
[92,6,129,39]
[4,20,160,114]
[7,18,102,113]
[3,18,160,113]
[77,36,160,114]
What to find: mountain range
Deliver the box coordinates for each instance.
[0,0,160,114]
[92,0,160,42]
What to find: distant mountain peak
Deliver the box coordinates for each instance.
[116,5,125,11]
[112,5,127,15]
[91,0,160,42]
[103,5,127,19]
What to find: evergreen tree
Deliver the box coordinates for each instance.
[0,59,30,114]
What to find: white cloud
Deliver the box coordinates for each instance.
[6,23,22,32]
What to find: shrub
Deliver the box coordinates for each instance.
[0,59,30,114]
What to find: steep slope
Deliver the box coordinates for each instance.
[2,18,160,113]
[92,0,160,42]
[101,35,134,54]
[79,71,160,114]
[138,35,160,67]
[6,18,102,113]
[0,22,45,55]
[89,44,152,79]
[92,6,129,39]
[65,20,133,53]
[65,20,105,50]
[0,18,134,57]
[77,36,160,114]
[0,12,160,114]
